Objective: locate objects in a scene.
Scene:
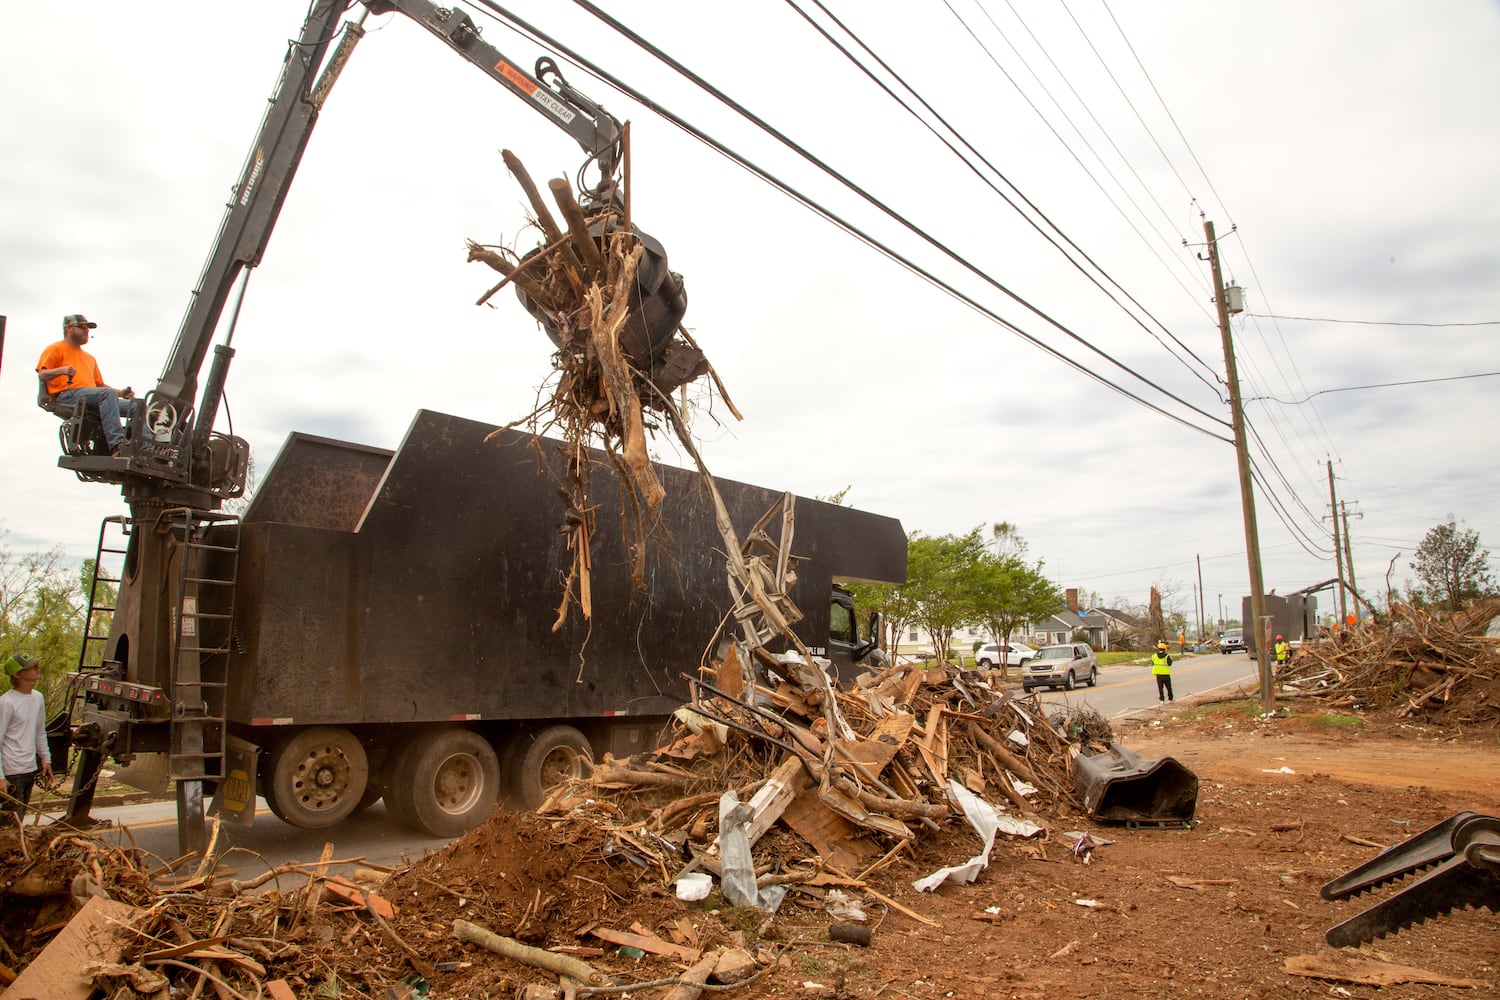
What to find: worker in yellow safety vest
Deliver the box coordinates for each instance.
[1274,635,1291,669]
[1151,641,1174,703]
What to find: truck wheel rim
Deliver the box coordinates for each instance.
[539,746,585,791]
[292,744,356,813]
[433,752,484,816]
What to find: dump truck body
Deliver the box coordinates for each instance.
[73,410,905,837]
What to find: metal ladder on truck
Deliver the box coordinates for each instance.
[77,516,130,675]
[163,508,243,849]
[59,515,134,804]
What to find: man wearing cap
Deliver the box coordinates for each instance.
[1,652,53,820]
[36,313,143,456]
[1151,641,1174,703]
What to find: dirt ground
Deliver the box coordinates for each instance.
[5,699,1497,999]
[341,701,1498,1000]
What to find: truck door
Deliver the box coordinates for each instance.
[826,587,882,682]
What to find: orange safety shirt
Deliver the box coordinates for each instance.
[36,342,106,394]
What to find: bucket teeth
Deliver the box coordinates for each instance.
[1321,811,1479,900]
[1323,811,1500,947]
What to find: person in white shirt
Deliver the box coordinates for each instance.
[0,651,53,821]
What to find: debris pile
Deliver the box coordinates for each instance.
[1,664,1133,998]
[1281,598,1500,724]
[543,653,1118,888]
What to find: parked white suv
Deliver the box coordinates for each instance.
[1022,643,1099,692]
[975,641,1037,669]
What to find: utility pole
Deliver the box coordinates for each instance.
[1196,554,1206,642]
[1205,218,1271,710]
[1342,500,1359,620]
[1327,461,1348,623]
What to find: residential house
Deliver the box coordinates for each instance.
[1028,589,1119,651]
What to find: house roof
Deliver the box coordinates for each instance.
[1036,609,1110,632]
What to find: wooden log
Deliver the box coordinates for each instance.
[453,920,603,984]
[587,245,665,509]
[966,722,1038,785]
[503,149,566,248]
[591,764,692,789]
[978,753,1031,813]
[831,775,949,820]
[465,241,557,309]
[662,951,720,1000]
[548,177,607,276]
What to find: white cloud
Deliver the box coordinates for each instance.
[2,0,1497,623]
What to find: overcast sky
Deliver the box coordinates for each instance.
[3,1,1497,628]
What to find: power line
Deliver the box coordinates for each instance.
[472,1,1234,441]
[1247,371,1500,405]
[1099,0,1234,226]
[788,0,1225,398]
[1247,312,1500,328]
[1058,0,1196,205]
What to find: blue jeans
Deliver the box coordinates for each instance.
[0,768,37,820]
[53,387,144,449]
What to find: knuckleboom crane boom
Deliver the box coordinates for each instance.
[58,0,689,855]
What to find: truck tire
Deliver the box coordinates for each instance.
[515,725,593,810]
[1086,666,1098,687]
[1064,670,1076,691]
[263,726,369,829]
[385,729,501,837]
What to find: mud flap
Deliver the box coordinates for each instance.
[211,734,259,828]
[1074,743,1198,828]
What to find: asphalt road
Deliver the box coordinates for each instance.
[1024,651,1262,720]
[85,798,451,879]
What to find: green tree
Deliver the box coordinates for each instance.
[905,528,989,664]
[1410,516,1494,612]
[0,529,90,705]
[844,580,914,658]
[972,555,1062,680]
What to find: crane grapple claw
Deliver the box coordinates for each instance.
[1323,811,1500,947]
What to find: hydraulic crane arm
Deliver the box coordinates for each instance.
[127,0,629,495]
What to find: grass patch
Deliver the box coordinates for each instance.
[797,954,833,976]
[1309,713,1364,729]
[1096,651,1141,666]
[1174,698,1260,723]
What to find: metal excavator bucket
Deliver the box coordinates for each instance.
[1073,743,1198,828]
[515,215,701,400]
[1321,810,1500,947]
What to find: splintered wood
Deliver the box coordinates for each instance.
[469,148,740,631]
[1280,598,1500,723]
[548,658,1115,879]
